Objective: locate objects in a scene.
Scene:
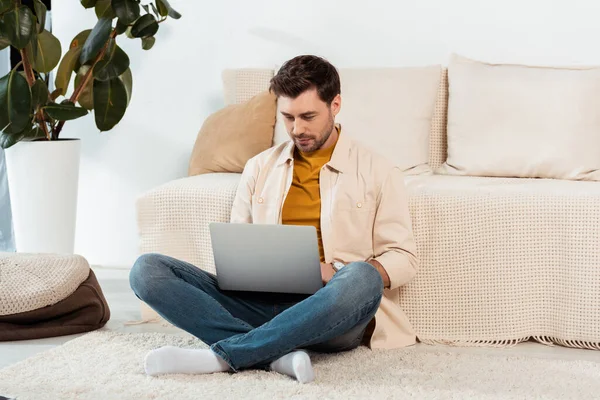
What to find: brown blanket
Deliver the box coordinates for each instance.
[0,269,110,341]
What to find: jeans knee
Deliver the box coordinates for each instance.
[341,261,384,300]
[129,253,166,300]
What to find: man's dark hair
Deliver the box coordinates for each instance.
[269,55,341,105]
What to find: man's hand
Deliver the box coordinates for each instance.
[368,259,391,289]
[320,262,335,284]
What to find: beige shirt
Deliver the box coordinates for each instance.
[230,128,419,349]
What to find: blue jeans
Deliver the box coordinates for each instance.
[129,253,383,371]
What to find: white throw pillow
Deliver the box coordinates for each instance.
[274,66,441,174]
[438,54,600,181]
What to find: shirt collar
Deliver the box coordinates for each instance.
[275,124,351,173]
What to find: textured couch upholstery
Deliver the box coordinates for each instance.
[136,68,600,350]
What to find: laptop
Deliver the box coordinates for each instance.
[209,223,324,294]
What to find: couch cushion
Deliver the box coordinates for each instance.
[439,54,600,181]
[402,174,600,344]
[188,91,277,176]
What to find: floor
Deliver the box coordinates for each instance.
[1,266,600,370]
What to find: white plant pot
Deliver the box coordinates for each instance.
[5,139,81,254]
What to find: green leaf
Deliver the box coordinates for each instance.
[70,29,91,49]
[0,36,9,50]
[112,0,140,25]
[28,21,38,61]
[130,14,158,38]
[155,0,167,16]
[3,6,35,49]
[1,132,26,148]
[81,0,98,9]
[93,77,127,131]
[93,39,129,81]
[33,0,47,33]
[1,130,26,148]
[141,4,149,13]
[0,124,45,148]
[74,66,94,110]
[80,18,112,65]
[0,29,10,50]
[95,0,116,19]
[31,79,49,109]
[141,36,155,50]
[0,0,13,14]
[0,133,16,148]
[26,29,62,73]
[119,67,132,105]
[156,0,181,19]
[115,19,128,35]
[0,70,32,134]
[55,47,82,96]
[68,30,91,73]
[43,103,88,121]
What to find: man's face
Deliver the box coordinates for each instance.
[278,88,341,153]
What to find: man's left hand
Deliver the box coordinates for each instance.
[320,262,335,284]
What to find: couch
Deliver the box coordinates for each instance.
[136,56,600,350]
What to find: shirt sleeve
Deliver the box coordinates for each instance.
[229,157,259,224]
[371,166,419,290]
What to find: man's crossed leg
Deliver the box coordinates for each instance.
[129,253,383,383]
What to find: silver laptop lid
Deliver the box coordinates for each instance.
[209,223,323,294]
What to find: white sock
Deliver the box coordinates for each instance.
[269,351,315,384]
[144,345,231,376]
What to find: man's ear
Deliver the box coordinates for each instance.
[330,94,342,117]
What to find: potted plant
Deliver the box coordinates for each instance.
[1,0,181,254]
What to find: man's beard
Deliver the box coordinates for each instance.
[294,113,335,153]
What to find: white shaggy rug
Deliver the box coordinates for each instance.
[1,331,599,400]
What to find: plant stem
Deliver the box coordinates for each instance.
[52,28,118,140]
[20,49,51,141]
[19,49,35,86]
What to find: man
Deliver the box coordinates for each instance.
[129,55,418,384]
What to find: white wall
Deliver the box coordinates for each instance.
[53,0,600,267]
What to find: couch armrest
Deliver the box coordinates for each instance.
[136,173,242,273]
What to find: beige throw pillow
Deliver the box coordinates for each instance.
[439,54,600,180]
[188,91,277,176]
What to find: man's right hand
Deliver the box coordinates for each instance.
[320,262,335,284]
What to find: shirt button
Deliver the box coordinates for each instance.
[258,197,264,204]
[357,202,362,208]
